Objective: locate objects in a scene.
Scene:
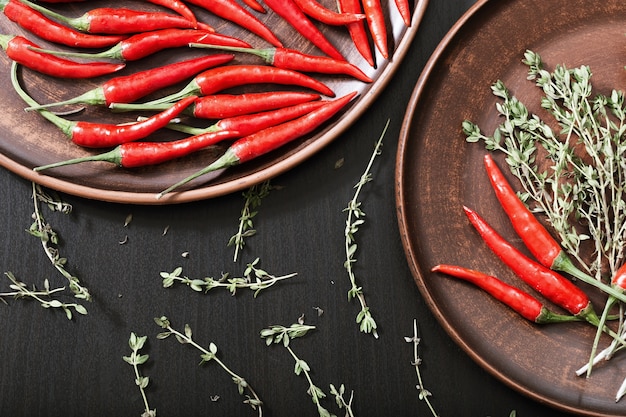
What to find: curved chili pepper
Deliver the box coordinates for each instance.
[0,0,126,48]
[157,91,358,198]
[191,44,372,82]
[10,62,197,148]
[393,0,411,26]
[241,0,265,13]
[292,0,365,25]
[431,264,580,324]
[20,0,196,34]
[185,0,282,47]
[482,154,626,304]
[25,54,235,110]
[0,34,124,78]
[29,28,249,62]
[337,0,374,67]
[111,91,322,119]
[463,205,598,324]
[34,129,240,170]
[144,64,335,105]
[362,0,388,59]
[145,0,198,27]
[263,0,345,61]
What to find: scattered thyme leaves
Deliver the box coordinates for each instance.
[161,257,296,297]
[154,316,263,415]
[343,119,389,338]
[122,332,156,417]
[228,180,273,262]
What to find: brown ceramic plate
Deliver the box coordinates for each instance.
[396,0,626,415]
[0,0,428,204]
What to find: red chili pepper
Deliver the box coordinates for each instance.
[145,0,198,28]
[292,0,365,25]
[191,44,372,82]
[0,34,125,78]
[29,28,249,62]
[157,91,357,198]
[20,0,196,34]
[613,263,626,291]
[362,0,388,59]
[0,0,126,48]
[185,0,282,47]
[156,99,328,137]
[431,264,580,324]
[36,100,331,171]
[111,91,321,119]
[10,62,197,147]
[482,154,626,304]
[263,0,345,61]
[34,129,240,170]
[393,0,411,26]
[25,54,235,110]
[145,64,335,105]
[463,205,598,323]
[337,0,374,66]
[241,0,265,13]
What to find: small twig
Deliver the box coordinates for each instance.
[343,119,389,338]
[155,316,263,415]
[161,258,296,297]
[405,319,438,417]
[122,332,156,417]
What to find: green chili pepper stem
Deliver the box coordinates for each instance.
[140,80,200,106]
[34,148,122,171]
[0,33,11,50]
[136,116,217,136]
[25,89,106,111]
[156,148,239,199]
[189,43,275,63]
[109,102,184,112]
[19,0,88,31]
[536,308,582,324]
[552,252,626,304]
[10,61,75,137]
[27,45,123,61]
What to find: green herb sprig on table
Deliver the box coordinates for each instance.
[28,183,91,302]
[0,271,87,319]
[160,257,296,297]
[122,332,156,417]
[155,316,263,415]
[228,180,273,262]
[343,119,390,339]
[260,322,338,417]
[405,319,438,417]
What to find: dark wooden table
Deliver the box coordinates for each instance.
[0,1,577,416]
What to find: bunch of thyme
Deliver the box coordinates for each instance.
[228,180,273,262]
[155,316,263,415]
[343,119,389,338]
[122,332,156,417]
[463,49,626,394]
[160,258,296,297]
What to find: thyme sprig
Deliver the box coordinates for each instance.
[228,180,273,262]
[155,316,263,415]
[28,183,91,301]
[405,319,438,417]
[160,258,296,297]
[122,332,156,417]
[0,271,87,319]
[260,322,335,417]
[329,384,355,417]
[343,119,389,338]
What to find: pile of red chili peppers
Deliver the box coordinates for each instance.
[0,0,413,196]
[432,154,626,376]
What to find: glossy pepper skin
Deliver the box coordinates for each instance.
[0,34,125,78]
[431,264,580,324]
[463,205,597,322]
